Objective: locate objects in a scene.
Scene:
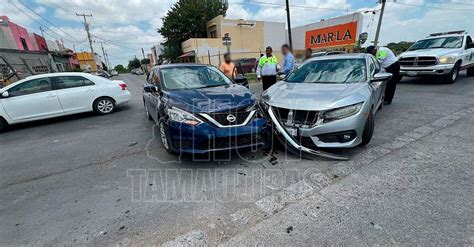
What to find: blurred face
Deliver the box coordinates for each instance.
[281,46,289,55]
[224,55,231,63]
[369,48,377,56]
[305,49,312,59]
[266,48,272,56]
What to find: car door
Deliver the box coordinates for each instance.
[368,57,384,109]
[1,77,63,121]
[54,76,97,113]
[464,35,474,67]
[144,69,161,118]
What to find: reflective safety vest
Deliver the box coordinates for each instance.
[258,55,279,77]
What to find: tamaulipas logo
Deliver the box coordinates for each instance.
[305,21,358,49]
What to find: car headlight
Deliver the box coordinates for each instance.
[323,102,363,122]
[167,107,202,125]
[438,55,456,64]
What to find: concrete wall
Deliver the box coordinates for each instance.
[0,20,17,49]
[0,16,34,51]
[0,49,52,84]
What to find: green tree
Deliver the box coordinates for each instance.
[114,64,128,73]
[141,58,150,65]
[128,58,141,69]
[387,41,415,55]
[158,0,228,60]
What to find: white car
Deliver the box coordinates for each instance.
[398,30,474,83]
[0,72,131,132]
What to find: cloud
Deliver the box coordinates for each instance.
[2,0,473,66]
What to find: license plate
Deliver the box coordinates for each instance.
[407,71,418,76]
[285,127,298,136]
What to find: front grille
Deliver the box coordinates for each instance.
[206,110,251,126]
[196,134,262,150]
[399,56,437,67]
[274,107,319,127]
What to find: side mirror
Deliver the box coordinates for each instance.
[371,72,392,82]
[234,76,249,88]
[143,84,158,93]
[1,91,9,98]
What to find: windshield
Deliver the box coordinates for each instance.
[286,58,366,84]
[408,36,463,50]
[160,66,232,90]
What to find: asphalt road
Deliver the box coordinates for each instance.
[0,73,473,245]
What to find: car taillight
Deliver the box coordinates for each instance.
[119,83,127,90]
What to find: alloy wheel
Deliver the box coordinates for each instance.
[97,99,114,113]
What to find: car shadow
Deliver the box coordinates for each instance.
[5,105,133,133]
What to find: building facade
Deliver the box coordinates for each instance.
[290,13,364,57]
[76,52,101,71]
[181,15,285,66]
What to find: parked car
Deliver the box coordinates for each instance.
[234,58,257,74]
[398,30,474,83]
[143,64,266,154]
[110,70,119,76]
[94,70,111,78]
[0,72,131,132]
[131,68,144,75]
[259,54,391,160]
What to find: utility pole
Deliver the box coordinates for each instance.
[285,0,293,51]
[141,48,146,59]
[76,13,94,55]
[39,26,45,39]
[374,0,386,46]
[98,41,109,70]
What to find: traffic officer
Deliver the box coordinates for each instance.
[366,45,400,105]
[257,46,279,90]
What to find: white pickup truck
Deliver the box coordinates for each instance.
[398,30,474,83]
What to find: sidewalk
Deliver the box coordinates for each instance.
[223,114,474,245]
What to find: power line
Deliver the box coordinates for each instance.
[7,1,63,41]
[393,1,474,11]
[232,0,356,12]
[425,0,474,6]
[16,0,81,42]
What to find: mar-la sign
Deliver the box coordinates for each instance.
[305,21,358,49]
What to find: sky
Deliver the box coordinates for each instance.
[1,0,473,67]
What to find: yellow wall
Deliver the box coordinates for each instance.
[182,15,285,67]
[76,52,99,71]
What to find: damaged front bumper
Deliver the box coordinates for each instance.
[264,105,349,161]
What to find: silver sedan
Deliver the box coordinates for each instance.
[259,53,392,160]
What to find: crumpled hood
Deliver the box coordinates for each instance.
[262,81,368,111]
[399,48,459,58]
[166,84,255,113]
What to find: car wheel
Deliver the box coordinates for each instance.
[159,121,176,154]
[467,67,474,77]
[93,97,115,115]
[443,64,460,84]
[359,110,374,147]
[0,117,9,133]
[144,102,153,121]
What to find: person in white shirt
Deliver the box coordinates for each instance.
[367,45,400,105]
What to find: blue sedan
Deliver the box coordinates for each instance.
[143,64,266,154]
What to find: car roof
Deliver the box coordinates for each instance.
[306,53,368,62]
[154,63,212,70]
[0,72,105,92]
